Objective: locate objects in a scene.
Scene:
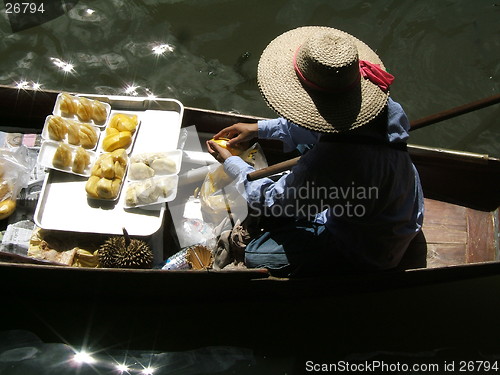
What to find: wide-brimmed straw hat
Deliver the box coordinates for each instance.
[257,26,394,133]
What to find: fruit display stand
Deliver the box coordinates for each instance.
[34,96,184,242]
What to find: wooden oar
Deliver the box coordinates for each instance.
[247,94,500,181]
[410,93,500,131]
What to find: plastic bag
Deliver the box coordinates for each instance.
[0,146,35,220]
[198,143,268,229]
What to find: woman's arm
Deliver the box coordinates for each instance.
[213,118,322,153]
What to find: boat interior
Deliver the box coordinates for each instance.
[0,86,498,276]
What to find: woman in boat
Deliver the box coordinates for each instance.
[207,26,424,276]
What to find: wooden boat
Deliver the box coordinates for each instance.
[0,84,499,354]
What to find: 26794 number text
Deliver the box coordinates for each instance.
[5,3,45,14]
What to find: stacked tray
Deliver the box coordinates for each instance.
[34,93,184,236]
[124,150,182,208]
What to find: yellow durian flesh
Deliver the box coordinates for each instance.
[109,114,138,133]
[102,131,132,152]
[72,147,90,174]
[106,127,119,136]
[100,154,115,179]
[79,123,98,149]
[59,93,78,116]
[47,116,68,141]
[67,121,80,145]
[52,143,72,169]
[92,100,107,124]
[96,178,114,199]
[113,161,125,179]
[111,178,122,198]
[85,175,100,198]
[111,148,128,165]
[77,97,93,122]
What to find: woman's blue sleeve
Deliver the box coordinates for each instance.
[258,117,321,152]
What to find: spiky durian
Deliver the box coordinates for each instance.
[98,228,153,269]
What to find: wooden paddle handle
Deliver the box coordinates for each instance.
[410,93,500,130]
[247,156,300,181]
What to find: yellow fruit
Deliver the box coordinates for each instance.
[100,154,115,179]
[67,121,80,145]
[96,178,114,199]
[102,131,132,152]
[47,116,68,141]
[91,164,103,178]
[109,114,138,133]
[113,161,125,179]
[85,176,100,198]
[106,127,119,136]
[210,138,244,156]
[52,143,72,169]
[111,178,122,198]
[92,100,107,124]
[0,199,16,220]
[59,93,78,116]
[72,147,90,174]
[111,148,128,165]
[76,97,93,122]
[79,123,98,149]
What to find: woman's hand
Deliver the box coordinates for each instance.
[213,122,258,148]
[206,140,233,163]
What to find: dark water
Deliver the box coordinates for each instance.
[0,0,499,156]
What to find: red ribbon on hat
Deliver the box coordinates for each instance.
[359,60,394,92]
[293,46,395,93]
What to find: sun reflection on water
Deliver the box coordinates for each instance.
[50,57,76,74]
[72,350,97,365]
[151,43,175,57]
[14,80,43,91]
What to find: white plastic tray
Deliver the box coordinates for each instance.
[96,111,141,154]
[123,174,179,209]
[54,93,111,127]
[41,115,101,150]
[34,95,184,235]
[128,149,182,180]
[38,140,97,177]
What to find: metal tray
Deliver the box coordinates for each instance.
[34,95,184,235]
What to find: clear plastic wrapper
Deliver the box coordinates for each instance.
[128,150,182,180]
[0,146,35,220]
[124,175,178,208]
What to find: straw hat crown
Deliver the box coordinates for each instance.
[295,32,360,92]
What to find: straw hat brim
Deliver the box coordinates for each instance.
[257,26,390,133]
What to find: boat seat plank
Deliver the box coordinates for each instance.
[422,224,467,244]
[421,199,467,226]
[421,198,497,268]
[466,208,496,263]
[426,243,466,268]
